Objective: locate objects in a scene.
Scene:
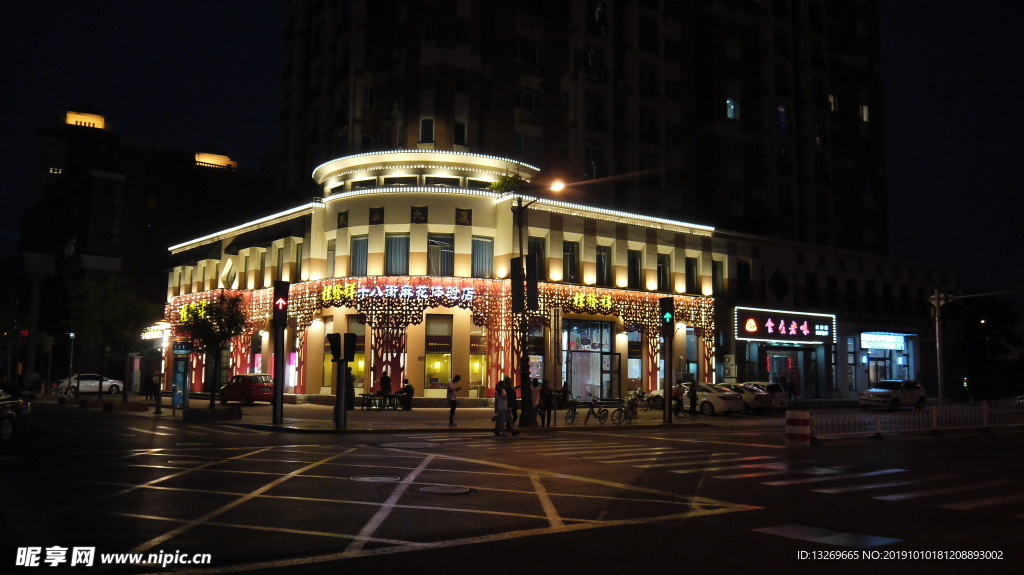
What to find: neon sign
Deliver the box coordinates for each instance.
[322,282,475,302]
[734,307,837,344]
[570,292,613,312]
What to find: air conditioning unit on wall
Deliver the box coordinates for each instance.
[723,365,738,378]
[724,355,736,365]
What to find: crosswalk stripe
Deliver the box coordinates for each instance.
[939,492,1024,511]
[764,469,905,486]
[672,463,777,475]
[538,446,625,455]
[556,447,669,456]
[602,452,726,464]
[581,449,702,460]
[813,474,957,494]
[125,427,173,436]
[715,470,790,479]
[158,426,210,436]
[635,455,775,469]
[874,479,1017,502]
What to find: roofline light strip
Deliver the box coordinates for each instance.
[312,150,540,180]
[168,203,319,253]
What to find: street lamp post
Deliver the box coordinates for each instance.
[506,180,563,428]
[67,332,74,395]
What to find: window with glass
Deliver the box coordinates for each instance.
[563,241,580,283]
[657,253,671,292]
[528,237,547,279]
[712,260,724,295]
[596,245,612,287]
[685,257,699,294]
[326,240,336,277]
[348,317,367,391]
[627,250,643,289]
[471,236,493,278]
[350,235,368,275]
[726,98,740,120]
[427,234,454,276]
[385,233,410,275]
[420,118,434,143]
[425,315,453,389]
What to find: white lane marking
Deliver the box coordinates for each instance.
[581,450,699,460]
[560,447,671,457]
[538,446,627,456]
[528,471,564,528]
[764,469,906,486]
[874,479,1017,502]
[190,425,245,435]
[125,427,173,436]
[129,449,349,555]
[635,456,775,469]
[579,431,786,450]
[940,492,1024,511]
[672,463,777,475]
[813,475,956,494]
[159,426,210,436]
[224,426,272,435]
[344,455,435,556]
[601,452,726,464]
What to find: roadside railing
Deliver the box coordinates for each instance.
[812,395,1024,439]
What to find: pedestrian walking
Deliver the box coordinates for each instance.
[507,378,519,428]
[447,375,462,426]
[531,378,542,424]
[494,377,519,436]
[143,373,155,400]
[540,379,555,427]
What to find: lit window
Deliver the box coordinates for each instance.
[859,104,869,122]
[427,234,454,276]
[726,99,740,120]
[350,236,368,276]
[471,237,493,279]
[385,234,410,276]
[828,94,837,112]
[562,241,580,283]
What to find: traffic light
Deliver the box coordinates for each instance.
[326,333,341,360]
[510,257,525,313]
[525,252,539,310]
[273,281,290,328]
[343,333,357,362]
[659,297,675,340]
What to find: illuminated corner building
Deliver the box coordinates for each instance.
[278,0,887,256]
[165,151,720,400]
[10,110,274,382]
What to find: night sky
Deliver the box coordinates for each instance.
[2,1,1022,305]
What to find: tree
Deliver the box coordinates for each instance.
[66,276,161,400]
[178,292,248,409]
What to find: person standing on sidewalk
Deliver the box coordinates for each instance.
[447,375,462,426]
[494,380,509,437]
[539,379,554,427]
[401,378,414,410]
[379,370,393,394]
[687,382,699,416]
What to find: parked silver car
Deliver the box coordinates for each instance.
[745,382,789,412]
[860,380,926,411]
[719,384,773,413]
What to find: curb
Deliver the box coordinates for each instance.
[221,420,713,434]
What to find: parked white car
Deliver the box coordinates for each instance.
[745,382,789,412]
[860,380,926,411]
[719,384,773,413]
[57,374,124,396]
[688,384,744,416]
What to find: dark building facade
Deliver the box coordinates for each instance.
[277,0,886,254]
[5,111,275,387]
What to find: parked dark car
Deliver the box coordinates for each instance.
[220,374,275,405]
[0,391,30,444]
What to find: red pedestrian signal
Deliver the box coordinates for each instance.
[273,281,290,327]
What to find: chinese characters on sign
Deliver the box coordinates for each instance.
[570,292,613,313]
[321,282,475,303]
[735,307,836,343]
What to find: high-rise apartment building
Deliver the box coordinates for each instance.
[278,0,886,254]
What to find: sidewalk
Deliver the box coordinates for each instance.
[96,395,709,434]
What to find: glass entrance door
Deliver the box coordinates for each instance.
[601,352,620,399]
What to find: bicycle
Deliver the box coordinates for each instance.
[582,398,609,425]
[611,396,638,425]
[564,397,581,424]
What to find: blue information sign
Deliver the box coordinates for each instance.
[172,357,189,409]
